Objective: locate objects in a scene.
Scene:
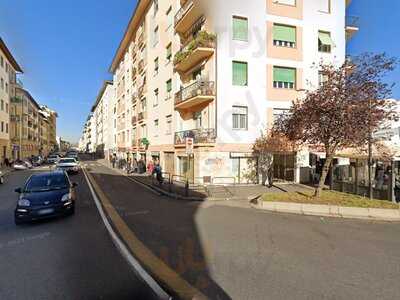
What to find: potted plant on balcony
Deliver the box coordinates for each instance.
[141,138,150,150]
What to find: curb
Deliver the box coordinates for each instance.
[96,159,248,202]
[252,201,400,222]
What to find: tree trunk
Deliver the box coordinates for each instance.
[315,154,333,198]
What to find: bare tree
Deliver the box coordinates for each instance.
[275,53,397,197]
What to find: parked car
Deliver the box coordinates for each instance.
[56,158,80,174]
[14,170,77,225]
[46,155,60,164]
[13,160,33,170]
[0,171,4,184]
[31,156,44,166]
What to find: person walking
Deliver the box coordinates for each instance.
[153,161,163,185]
[111,155,116,168]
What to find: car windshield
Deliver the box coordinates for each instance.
[25,174,69,192]
[60,158,76,164]
[49,155,58,159]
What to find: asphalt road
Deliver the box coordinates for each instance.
[0,167,157,300]
[86,160,400,300]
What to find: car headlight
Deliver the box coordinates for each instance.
[61,193,72,202]
[18,199,31,207]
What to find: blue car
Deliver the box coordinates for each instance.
[14,171,77,225]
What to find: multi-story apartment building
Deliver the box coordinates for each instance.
[91,80,115,158]
[38,106,58,156]
[10,86,42,159]
[0,38,23,164]
[105,0,357,182]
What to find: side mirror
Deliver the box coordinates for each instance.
[72,182,78,188]
[14,188,22,194]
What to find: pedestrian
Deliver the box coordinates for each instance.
[132,158,138,173]
[111,155,116,168]
[147,160,154,175]
[152,161,164,185]
[127,157,132,174]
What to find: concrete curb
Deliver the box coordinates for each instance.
[253,201,400,222]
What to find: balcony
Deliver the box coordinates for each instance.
[174,31,216,73]
[174,128,216,146]
[175,0,203,34]
[138,111,147,122]
[345,16,359,40]
[175,80,215,110]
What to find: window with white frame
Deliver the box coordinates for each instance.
[273,66,296,89]
[318,0,331,13]
[273,24,296,48]
[153,26,159,46]
[154,89,159,106]
[318,31,333,53]
[232,106,248,130]
[166,6,173,29]
[166,115,172,135]
[194,112,202,129]
[318,71,329,87]
[154,119,159,136]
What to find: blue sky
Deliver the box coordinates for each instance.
[0,1,399,143]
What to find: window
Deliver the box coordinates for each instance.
[153,0,158,16]
[318,31,333,53]
[154,119,159,136]
[166,6,173,29]
[0,56,3,68]
[318,0,331,13]
[318,71,329,87]
[0,99,3,110]
[1,122,3,132]
[5,83,8,94]
[275,0,296,5]
[140,98,147,112]
[232,61,248,86]
[6,123,9,134]
[154,89,159,106]
[273,24,296,48]
[233,16,248,41]
[153,26,159,46]
[154,57,159,74]
[5,103,8,113]
[273,67,296,89]
[141,124,147,138]
[194,112,202,129]
[166,79,172,99]
[166,43,172,62]
[166,115,172,135]
[232,106,248,130]
[0,78,3,89]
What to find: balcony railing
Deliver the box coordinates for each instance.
[174,128,216,145]
[132,115,138,125]
[175,0,193,26]
[175,80,215,106]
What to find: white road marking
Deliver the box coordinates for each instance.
[82,168,171,300]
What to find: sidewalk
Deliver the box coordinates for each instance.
[97,159,288,202]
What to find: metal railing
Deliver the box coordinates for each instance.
[175,80,215,106]
[174,0,193,27]
[174,128,216,145]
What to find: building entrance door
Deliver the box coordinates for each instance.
[178,156,194,183]
[164,152,174,175]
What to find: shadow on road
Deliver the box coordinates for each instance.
[82,156,231,299]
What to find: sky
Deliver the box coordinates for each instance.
[0,0,399,143]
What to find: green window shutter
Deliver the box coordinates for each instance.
[273,67,296,83]
[232,62,248,86]
[166,80,172,92]
[318,31,333,46]
[233,17,248,41]
[273,24,296,43]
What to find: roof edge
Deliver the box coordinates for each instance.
[0,38,23,73]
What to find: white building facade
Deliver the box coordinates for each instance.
[88,0,357,182]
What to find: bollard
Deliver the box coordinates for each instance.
[168,176,172,193]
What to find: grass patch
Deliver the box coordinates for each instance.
[263,190,399,209]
